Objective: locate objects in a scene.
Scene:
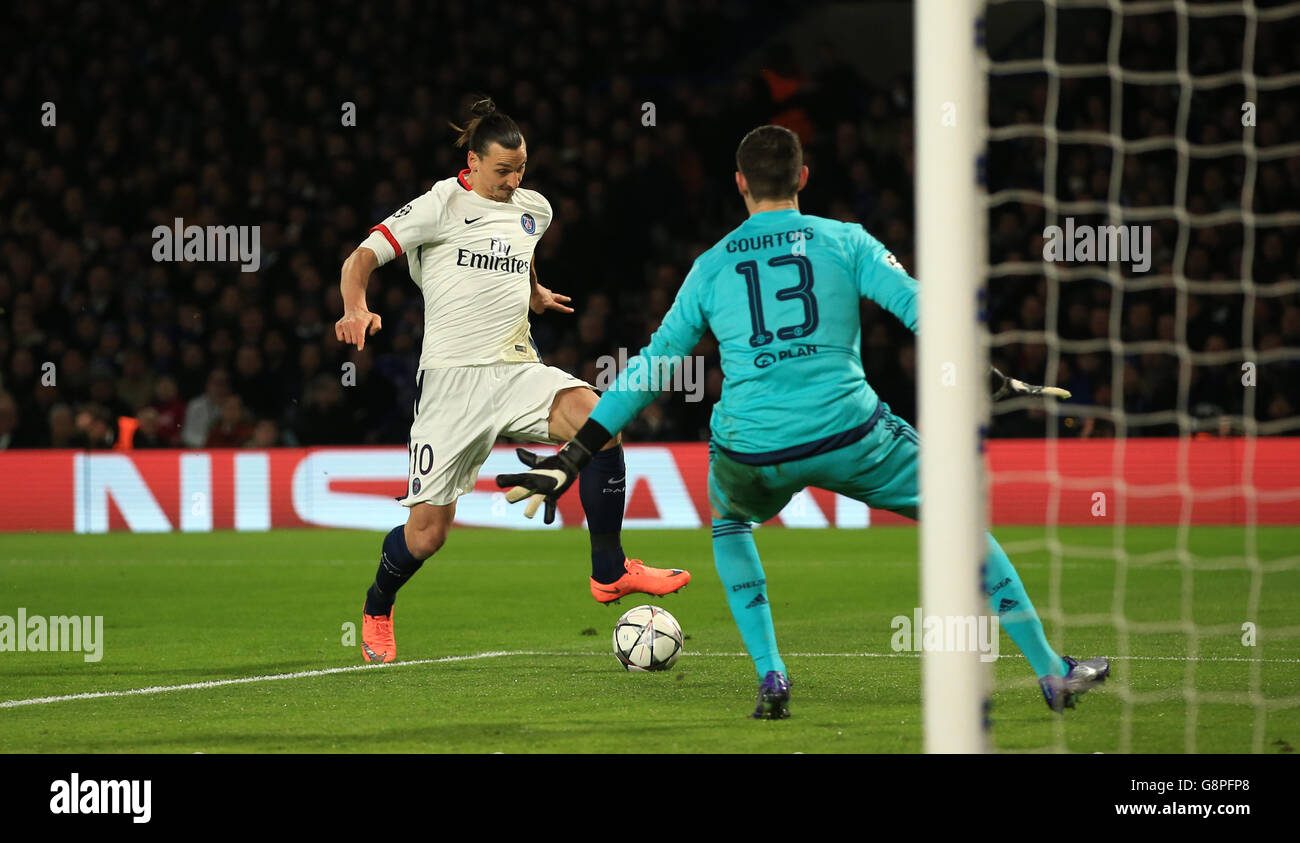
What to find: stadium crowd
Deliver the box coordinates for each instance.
[1,0,1297,451]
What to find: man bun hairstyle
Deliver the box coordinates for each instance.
[451,95,523,156]
[735,124,803,201]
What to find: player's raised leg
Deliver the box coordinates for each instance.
[361,501,454,663]
[548,385,690,604]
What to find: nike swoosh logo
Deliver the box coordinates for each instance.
[607,475,625,484]
[464,216,483,224]
[593,586,621,594]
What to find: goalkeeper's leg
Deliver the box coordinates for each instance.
[709,445,793,718]
[712,518,787,682]
[828,406,1070,680]
[981,532,1067,678]
[712,520,793,720]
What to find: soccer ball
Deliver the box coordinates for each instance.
[612,605,684,672]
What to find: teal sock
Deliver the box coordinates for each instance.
[712,519,786,681]
[984,533,1068,678]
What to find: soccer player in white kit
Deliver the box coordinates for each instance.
[335,99,690,662]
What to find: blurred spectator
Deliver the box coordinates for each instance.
[248,419,282,448]
[75,405,116,449]
[45,404,80,448]
[345,348,399,444]
[205,394,255,448]
[232,345,278,418]
[132,407,167,449]
[295,376,357,446]
[116,349,155,411]
[181,370,232,448]
[87,368,134,420]
[0,392,17,449]
[151,376,187,446]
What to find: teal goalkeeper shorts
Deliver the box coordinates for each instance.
[708,403,921,523]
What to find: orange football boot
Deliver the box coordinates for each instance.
[361,604,396,663]
[590,558,691,604]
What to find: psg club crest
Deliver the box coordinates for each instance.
[412,477,421,495]
[520,213,536,234]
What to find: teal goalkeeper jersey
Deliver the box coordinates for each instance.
[588,208,919,458]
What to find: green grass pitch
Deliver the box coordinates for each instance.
[1,527,1297,753]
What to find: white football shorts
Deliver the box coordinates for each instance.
[400,363,591,507]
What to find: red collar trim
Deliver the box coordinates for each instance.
[457,169,472,191]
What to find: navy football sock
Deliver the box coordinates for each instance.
[364,525,425,616]
[580,445,627,584]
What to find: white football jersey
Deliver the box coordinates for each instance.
[359,169,553,369]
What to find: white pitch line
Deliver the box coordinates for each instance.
[2,650,1297,710]
[0,650,548,710]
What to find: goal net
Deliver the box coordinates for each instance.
[923,0,1300,752]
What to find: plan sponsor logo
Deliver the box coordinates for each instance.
[755,344,819,369]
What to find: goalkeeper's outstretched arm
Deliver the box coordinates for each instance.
[989,365,1071,401]
[850,227,1070,402]
[496,259,710,523]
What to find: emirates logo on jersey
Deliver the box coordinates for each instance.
[455,248,530,275]
[520,213,536,234]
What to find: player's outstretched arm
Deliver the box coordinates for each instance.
[335,246,383,350]
[989,366,1071,401]
[495,419,614,524]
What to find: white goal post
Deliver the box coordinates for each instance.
[916,0,993,753]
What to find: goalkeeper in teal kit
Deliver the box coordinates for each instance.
[499,125,1109,718]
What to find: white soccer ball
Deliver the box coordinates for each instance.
[612,604,684,672]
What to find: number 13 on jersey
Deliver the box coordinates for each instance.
[734,255,819,348]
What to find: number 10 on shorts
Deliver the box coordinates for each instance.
[410,442,433,477]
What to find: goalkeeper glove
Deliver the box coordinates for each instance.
[495,442,591,524]
[495,419,613,524]
[990,366,1072,401]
